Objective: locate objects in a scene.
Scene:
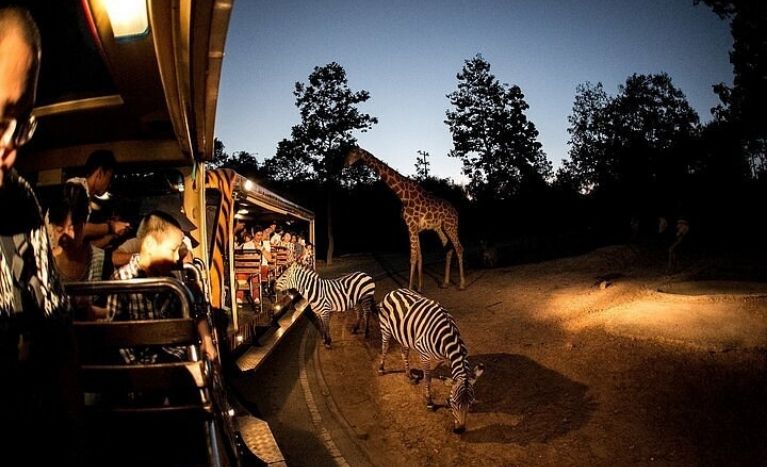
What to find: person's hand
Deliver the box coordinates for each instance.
[201,335,217,361]
[109,219,131,237]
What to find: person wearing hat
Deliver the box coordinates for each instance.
[111,195,199,267]
[106,207,215,363]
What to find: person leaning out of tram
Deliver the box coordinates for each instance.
[47,181,109,320]
[105,207,216,364]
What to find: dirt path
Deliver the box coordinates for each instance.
[315,246,767,466]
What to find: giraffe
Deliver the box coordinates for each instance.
[345,147,466,290]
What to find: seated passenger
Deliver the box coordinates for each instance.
[239,229,255,250]
[294,235,305,261]
[111,217,146,268]
[47,182,108,319]
[106,209,215,363]
[301,242,315,269]
[281,231,295,263]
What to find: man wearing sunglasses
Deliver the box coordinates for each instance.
[0,7,84,466]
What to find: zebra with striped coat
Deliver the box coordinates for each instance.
[379,288,484,434]
[275,262,376,348]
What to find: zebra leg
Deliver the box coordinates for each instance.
[352,304,361,334]
[422,358,436,410]
[364,297,375,338]
[320,311,332,348]
[353,297,373,337]
[402,348,417,384]
[378,331,391,375]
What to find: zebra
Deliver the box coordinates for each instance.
[274,262,376,348]
[378,288,484,434]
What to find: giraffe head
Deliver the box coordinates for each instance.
[344,146,365,167]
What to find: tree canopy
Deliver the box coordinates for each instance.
[445,54,551,201]
[561,73,700,204]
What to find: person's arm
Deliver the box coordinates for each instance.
[83,222,110,239]
[111,249,134,268]
[196,319,217,361]
[88,304,109,321]
[84,219,131,240]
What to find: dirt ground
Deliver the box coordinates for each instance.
[313,245,767,466]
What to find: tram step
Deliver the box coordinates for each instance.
[236,415,287,466]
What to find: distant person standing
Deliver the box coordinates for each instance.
[0,7,84,465]
[67,149,131,248]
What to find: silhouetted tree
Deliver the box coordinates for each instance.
[288,62,378,264]
[262,138,314,182]
[414,150,431,180]
[697,0,767,177]
[445,54,551,201]
[562,74,699,203]
[560,82,612,194]
[211,138,228,166]
[211,138,263,179]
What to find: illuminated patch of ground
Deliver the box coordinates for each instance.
[570,294,767,350]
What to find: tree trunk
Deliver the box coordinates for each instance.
[325,186,334,265]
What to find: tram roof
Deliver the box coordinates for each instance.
[230,172,315,223]
[16,0,233,173]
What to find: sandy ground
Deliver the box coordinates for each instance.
[313,245,767,466]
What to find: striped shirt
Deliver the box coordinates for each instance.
[1,170,69,318]
[106,254,186,363]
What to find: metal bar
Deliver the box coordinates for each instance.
[64,277,194,319]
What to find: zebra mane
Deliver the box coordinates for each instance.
[293,262,318,278]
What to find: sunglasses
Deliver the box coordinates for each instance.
[0,114,37,149]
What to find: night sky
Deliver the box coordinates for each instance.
[215,0,733,182]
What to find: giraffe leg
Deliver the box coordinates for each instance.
[435,227,452,289]
[417,244,424,291]
[408,228,420,291]
[446,227,466,290]
[441,249,453,289]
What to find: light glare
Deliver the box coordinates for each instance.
[103,0,149,39]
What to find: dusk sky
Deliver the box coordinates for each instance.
[214,0,733,183]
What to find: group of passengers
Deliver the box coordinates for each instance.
[235,221,315,270]
[40,152,216,364]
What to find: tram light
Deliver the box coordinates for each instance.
[227,409,235,417]
[244,179,254,191]
[103,0,149,39]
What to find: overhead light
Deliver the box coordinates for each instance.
[103,0,149,39]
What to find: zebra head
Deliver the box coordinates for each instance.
[449,362,485,434]
[274,262,299,295]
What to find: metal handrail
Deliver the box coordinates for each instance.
[63,277,194,319]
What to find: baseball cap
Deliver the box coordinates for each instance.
[141,195,199,246]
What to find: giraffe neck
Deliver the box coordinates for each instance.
[357,149,422,203]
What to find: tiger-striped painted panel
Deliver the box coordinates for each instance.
[205,168,238,311]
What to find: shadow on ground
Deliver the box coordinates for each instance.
[458,353,596,444]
